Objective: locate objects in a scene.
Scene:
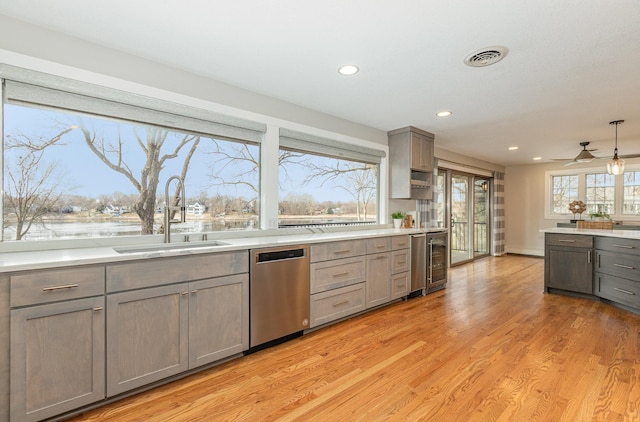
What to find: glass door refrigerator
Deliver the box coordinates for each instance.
[427,231,448,292]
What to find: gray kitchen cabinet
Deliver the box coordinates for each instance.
[309,241,367,328]
[11,298,105,422]
[366,252,391,308]
[390,235,410,299]
[9,267,106,422]
[310,283,366,327]
[107,283,189,396]
[189,274,249,368]
[388,126,434,199]
[594,237,640,309]
[544,233,593,294]
[106,251,249,396]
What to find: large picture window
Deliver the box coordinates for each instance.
[2,77,263,242]
[277,129,382,227]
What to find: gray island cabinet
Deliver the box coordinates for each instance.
[544,229,640,312]
[544,233,594,295]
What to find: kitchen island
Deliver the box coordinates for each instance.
[541,227,640,312]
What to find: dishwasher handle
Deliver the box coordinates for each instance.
[256,248,306,263]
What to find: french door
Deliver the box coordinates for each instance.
[442,170,491,265]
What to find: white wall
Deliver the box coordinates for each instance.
[0,15,388,146]
[505,160,640,256]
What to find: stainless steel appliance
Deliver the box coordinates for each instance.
[427,231,448,292]
[249,245,310,348]
[410,233,427,295]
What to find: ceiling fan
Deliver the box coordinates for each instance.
[556,141,640,166]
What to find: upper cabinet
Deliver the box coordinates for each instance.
[388,126,435,199]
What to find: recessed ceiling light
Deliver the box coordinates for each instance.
[533,157,542,161]
[436,111,452,117]
[508,146,519,151]
[338,65,359,76]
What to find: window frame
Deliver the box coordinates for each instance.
[0,65,389,251]
[545,164,640,220]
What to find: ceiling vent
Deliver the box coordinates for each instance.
[464,46,508,67]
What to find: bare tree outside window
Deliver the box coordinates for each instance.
[3,128,73,240]
[552,175,579,214]
[76,121,201,234]
[585,173,615,215]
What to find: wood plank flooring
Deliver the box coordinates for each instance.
[67,255,640,421]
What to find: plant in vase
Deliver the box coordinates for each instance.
[391,211,405,229]
[589,211,610,221]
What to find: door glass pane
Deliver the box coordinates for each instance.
[451,174,471,264]
[474,179,490,256]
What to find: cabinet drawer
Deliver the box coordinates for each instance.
[310,283,365,328]
[107,250,248,292]
[391,235,410,251]
[596,237,640,256]
[310,240,366,262]
[310,256,365,294]
[367,237,391,254]
[596,251,640,280]
[595,273,640,309]
[391,250,410,274]
[391,272,409,299]
[545,233,593,248]
[10,266,105,308]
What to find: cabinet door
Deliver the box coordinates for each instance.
[410,134,434,172]
[107,284,189,396]
[545,246,593,294]
[11,297,105,422]
[366,253,391,308]
[189,274,249,368]
[391,272,410,299]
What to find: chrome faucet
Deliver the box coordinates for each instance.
[164,175,186,243]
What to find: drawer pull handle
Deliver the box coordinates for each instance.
[42,283,79,292]
[332,300,350,307]
[332,272,350,278]
[334,249,351,254]
[93,306,104,312]
[613,244,635,249]
[613,287,635,296]
[558,239,576,243]
[376,256,388,260]
[376,245,386,249]
[181,291,189,295]
[613,263,635,270]
[397,260,407,265]
[191,290,198,294]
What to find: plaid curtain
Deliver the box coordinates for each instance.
[492,171,506,256]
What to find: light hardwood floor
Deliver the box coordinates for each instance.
[68,255,640,421]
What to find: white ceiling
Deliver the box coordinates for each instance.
[1,0,639,166]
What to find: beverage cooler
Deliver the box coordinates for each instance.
[427,230,448,292]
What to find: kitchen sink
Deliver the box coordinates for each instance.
[113,241,229,255]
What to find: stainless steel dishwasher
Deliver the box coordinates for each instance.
[250,244,310,348]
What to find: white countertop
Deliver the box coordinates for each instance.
[540,227,640,240]
[0,227,448,273]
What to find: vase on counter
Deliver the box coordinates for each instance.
[393,219,402,229]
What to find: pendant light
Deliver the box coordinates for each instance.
[607,120,625,175]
